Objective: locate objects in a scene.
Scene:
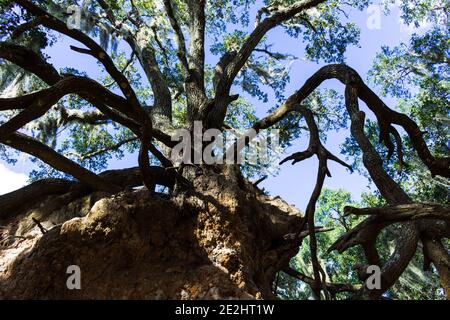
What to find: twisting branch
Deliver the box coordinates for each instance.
[250,64,449,179]
[0,166,178,220]
[1,132,120,193]
[15,2,169,152]
[280,105,353,174]
[243,64,443,299]
[276,105,351,299]
[2,22,152,185]
[1,41,175,150]
[333,84,418,299]
[0,42,144,138]
[278,105,349,299]
[344,85,411,205]
[283,267,362,298]
[304,154,329,299]
[0,42,169,179]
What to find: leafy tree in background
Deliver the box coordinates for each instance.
[0,0,448,299]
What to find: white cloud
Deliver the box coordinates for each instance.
[0,164,28,195]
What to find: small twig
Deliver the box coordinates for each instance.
[32,217,47,234]
[69,45,93,55]
[252,175,268,187]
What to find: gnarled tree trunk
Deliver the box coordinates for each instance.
[0,166,305,299]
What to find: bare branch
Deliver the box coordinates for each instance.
[1,132,120,193]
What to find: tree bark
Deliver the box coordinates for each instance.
[0,167,304,299]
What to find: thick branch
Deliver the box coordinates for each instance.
[0,179,75,220]
[0,43,61,85]
[422,237,450,298]
[335,85,418,299]
[0,166,177,220]
[0,43,145,137]
[1,132,119,193]
[280,105,352,173]
[186,0,206,89]
[344,203,450,223]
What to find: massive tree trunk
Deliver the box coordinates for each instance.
[0,166,304,299]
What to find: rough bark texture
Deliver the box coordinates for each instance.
[0,167,303,299]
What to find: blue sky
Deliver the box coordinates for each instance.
[1,1,425,210]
